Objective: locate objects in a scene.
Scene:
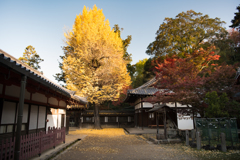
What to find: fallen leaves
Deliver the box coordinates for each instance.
[56,128,240,160]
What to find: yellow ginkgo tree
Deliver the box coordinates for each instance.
[62,5,131,129]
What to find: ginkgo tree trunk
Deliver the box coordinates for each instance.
[62,5,131,129]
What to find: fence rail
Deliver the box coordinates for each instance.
[0,127,65,160]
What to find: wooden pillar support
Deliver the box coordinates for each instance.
[191,129,195,142]
[186,130,189,146]
[14,75,27,160]
[164,108,167,139]
[141,98,143,130]
[196,131,201,150]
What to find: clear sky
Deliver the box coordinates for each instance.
[0,0,239,84]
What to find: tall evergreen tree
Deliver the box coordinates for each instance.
[19,45,44,70]
[230,4,240,30]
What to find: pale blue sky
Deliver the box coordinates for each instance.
[0,0,239,84]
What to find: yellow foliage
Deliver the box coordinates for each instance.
[70,128,125,137]
[62,5,131,103]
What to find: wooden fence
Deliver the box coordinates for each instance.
[0,127,65,160]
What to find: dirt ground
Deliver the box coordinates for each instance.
[53,128,240,160]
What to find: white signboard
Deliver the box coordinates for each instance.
[177,114,194,130]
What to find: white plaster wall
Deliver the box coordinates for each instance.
[38,106,46,128]
[32,93,47,103]
[164,102,190,108]
[46,115,58,131]
[29,105,38,130]
[22,104,29,123]
[135,98,141,109]
[0,83,3,94]
[49,97,58,106]
[1,101,16,124]
[105,117,108,122]
[24,90,30,100]
[57,115,61,128]
[143,102,153,108]
[177,115,194,130]
[59,100,66,107]
[16,104,29,123]
[5,85,20,97]
[64,115,66,127]
[135,98,153,109]
[58,109,66,114]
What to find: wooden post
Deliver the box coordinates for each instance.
[53,127,56,148]
[14,75,27,160]
[135,111,137,127]
[192,110,195,129]
[191,129,195,142]
[141,98,143,130]
[221,133,227,152]
[186,130,189,146]
[39,132,42,156]
[196,131,201,150]
[63,127,65,143]
[164,108,167,139]
[157,112,159,134]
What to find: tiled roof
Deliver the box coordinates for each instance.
[124,77,161,103]
[71,95,88,104]
[128,77,159,95]
[0,49,87,104]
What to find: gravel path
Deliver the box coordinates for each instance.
[53,129,197,160]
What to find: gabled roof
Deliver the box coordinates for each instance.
[128,77,158,95]
[0,49,87,104]
[124,77,160,103]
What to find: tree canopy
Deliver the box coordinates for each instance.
[204,91,229,118]
[62,5,131,128]
[131,58,148,88]
[112,24,134,79]
[230,4,240,30]
[144,47,240,116]
[146,10,226,58]
[19,45,44,70]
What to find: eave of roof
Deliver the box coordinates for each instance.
[148,103,170,112]
[124,77,159,103]
[0,49,88,104]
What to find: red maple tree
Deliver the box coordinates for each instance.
[144,46,239,115]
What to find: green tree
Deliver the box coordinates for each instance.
[146,10,226,58]
[230,4,240,30]
[213,29,240,65]
[19,45,44,70]
[62,5,131,129]
[204,92,229,118]
[132,58,148,88]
